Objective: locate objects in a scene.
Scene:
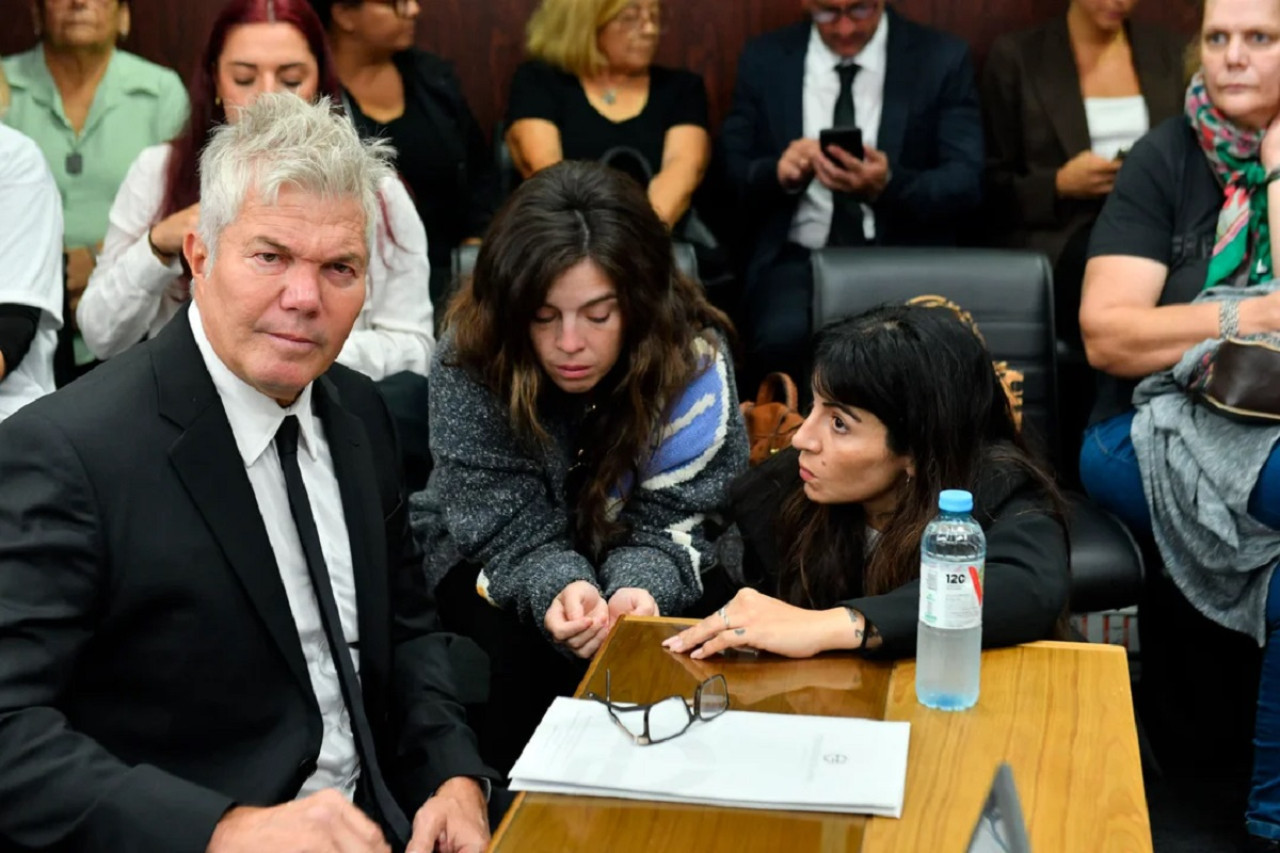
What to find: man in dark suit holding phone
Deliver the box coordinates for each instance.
[722,0,984,391]
[0,94,497,853]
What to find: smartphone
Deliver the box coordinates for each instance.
[820,127,864,160]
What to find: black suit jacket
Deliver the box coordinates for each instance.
[720,10,984,283]
[0,309,492,852]
[981,15,1186,264]
[729,447,1070,658]
[390,49,499,246]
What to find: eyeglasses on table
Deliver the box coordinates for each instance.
[586,669,729,746]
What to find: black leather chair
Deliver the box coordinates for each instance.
[450,241,701,299]
[810,247,1143,614]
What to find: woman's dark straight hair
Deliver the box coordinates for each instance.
[445,160,733,560]
[775,304,1064,608]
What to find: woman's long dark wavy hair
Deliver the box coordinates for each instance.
[157,0,341,222]
[445,160,733,561]
[776,304,1062,608]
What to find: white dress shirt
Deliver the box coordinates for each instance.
[1084,96,1149,162]
[790,15,890,248]
[80,143,435,379]
[188,301,362,800]
[0,124,63,423]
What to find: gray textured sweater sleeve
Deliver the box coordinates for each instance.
[599,343,749,614]
[424,349,597,625]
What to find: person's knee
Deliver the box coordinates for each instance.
[1079,426,1151,533]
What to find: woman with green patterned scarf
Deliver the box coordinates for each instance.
[1079,1,1280,848]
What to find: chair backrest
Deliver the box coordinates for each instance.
[811,248,1060,457]
[451,241,701,298]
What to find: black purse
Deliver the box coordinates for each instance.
[1189,337,1280,424]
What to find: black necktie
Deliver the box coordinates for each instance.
[828,62,867,247]
[276,415,411,843]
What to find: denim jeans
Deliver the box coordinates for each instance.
[1078,410,1280,531]
[1079,410,1280,839]
[1250,568,1280,840]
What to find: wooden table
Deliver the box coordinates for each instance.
[488,617,1152,853]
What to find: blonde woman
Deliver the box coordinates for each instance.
[504,0,709,229]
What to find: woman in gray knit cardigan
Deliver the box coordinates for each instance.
[409,160,748,773]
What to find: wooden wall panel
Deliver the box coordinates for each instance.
[1,0,1202,137]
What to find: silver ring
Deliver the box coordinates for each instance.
[718,606,731,630]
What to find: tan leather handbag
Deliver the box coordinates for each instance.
[740,372,806,466]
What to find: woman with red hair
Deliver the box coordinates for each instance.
[77,0,434,381]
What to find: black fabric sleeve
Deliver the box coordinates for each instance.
[728,448,800,592]
[720,42,792,208]
[873,39,984,228]
[505,60,566,126]
[0,409,235,851]
[980,35,1065,230]
[439,63,499,238]
[0,304,40,380]
[662,68,710,130]
[1087,122,1181,263]
[353,378,500,808]
[842,492,1070,659]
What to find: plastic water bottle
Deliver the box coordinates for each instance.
[916,489,986,711]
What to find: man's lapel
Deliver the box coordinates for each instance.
[155,309,313,696]
[312,376,390,688]
[1031,16,1092,159]
[878,8,916,169]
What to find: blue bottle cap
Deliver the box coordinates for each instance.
[938,489,974,513]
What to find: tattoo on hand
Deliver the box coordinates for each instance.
[734,628,746,636]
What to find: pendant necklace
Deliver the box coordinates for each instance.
[602,86,618,106]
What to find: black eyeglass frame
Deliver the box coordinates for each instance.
[586,670,729,746]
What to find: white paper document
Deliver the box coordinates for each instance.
[509,697,911,817]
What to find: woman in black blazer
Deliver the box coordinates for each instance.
[665,304,1069,661]
[981,2,1186,269]
[310,0,500,317]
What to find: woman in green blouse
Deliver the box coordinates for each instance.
[2,0,187,375]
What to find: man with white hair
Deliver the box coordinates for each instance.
[0,94,495,853]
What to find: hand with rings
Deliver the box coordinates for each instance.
[662,588,868,660]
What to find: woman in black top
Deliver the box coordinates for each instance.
[982,0,1185,270]
[1080,3,1280,843]
[666,304,1069,661]
[310,0,499,315]
[505,0,710,229]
